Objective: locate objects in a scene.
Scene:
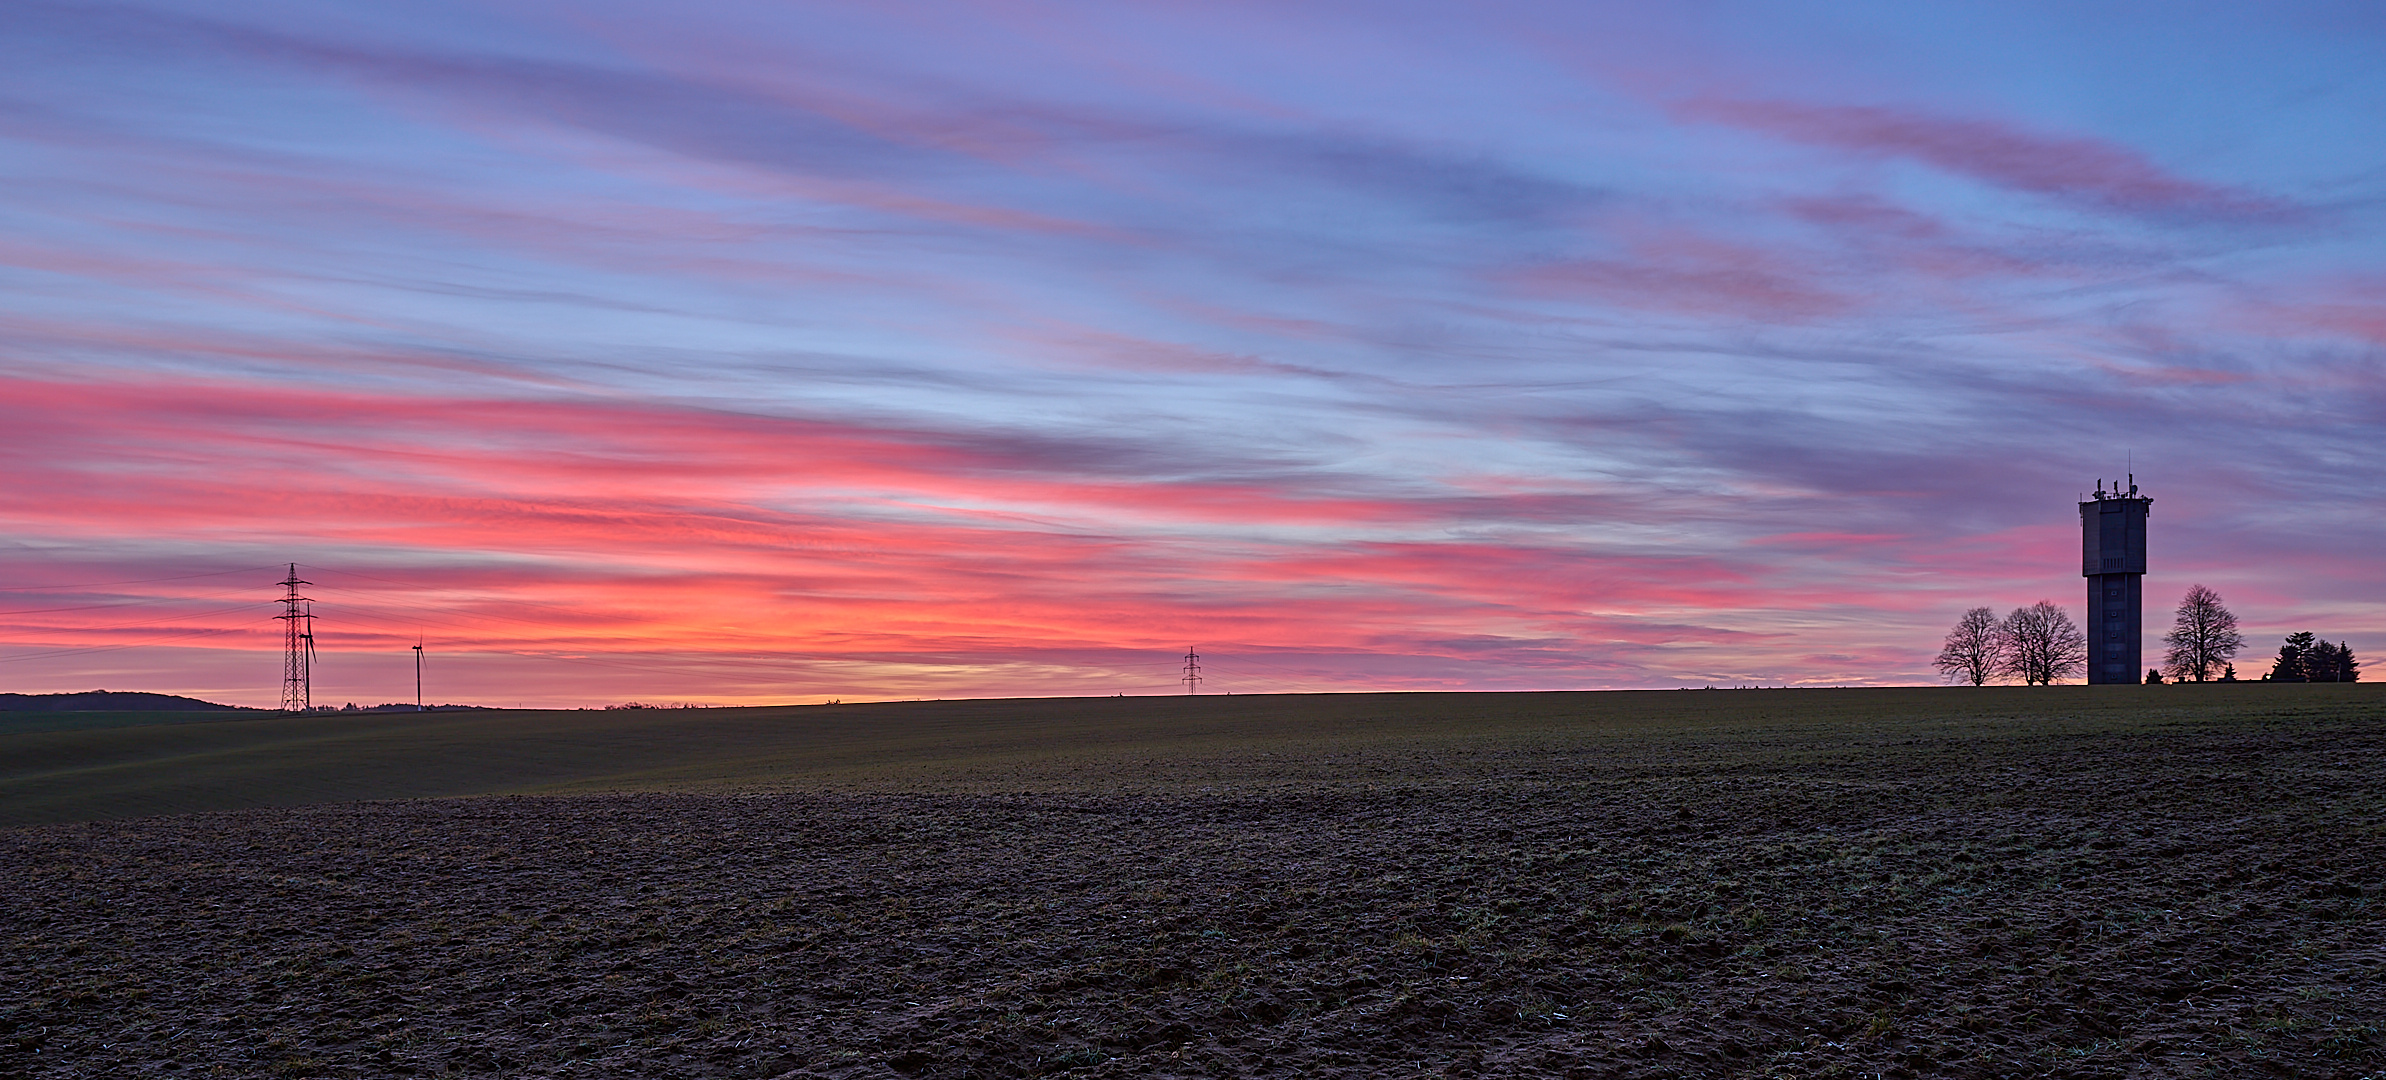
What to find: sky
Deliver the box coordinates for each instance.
[3,1,2382,707]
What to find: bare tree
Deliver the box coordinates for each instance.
[2161,584,2243,682]
[1934,607,2003,685]
[1998,601,2086,685]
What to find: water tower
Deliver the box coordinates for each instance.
[2080,475,2151,684]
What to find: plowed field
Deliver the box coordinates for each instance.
[3,687,2381,1078]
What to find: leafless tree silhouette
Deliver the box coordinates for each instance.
[1935,607,2004,685]
[1999,601,2085,685]
[2161,584,2243,682]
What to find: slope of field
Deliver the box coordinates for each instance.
[4,686,2382,1079]
[0,690,247,715]
[0,708,258,739]
[1,685,2375,827]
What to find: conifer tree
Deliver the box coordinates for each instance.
[2270,632,2319,681]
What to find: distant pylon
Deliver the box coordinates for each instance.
[1182,646,1202,695]
[276,564,315,712]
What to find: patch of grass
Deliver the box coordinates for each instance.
[2,684,2378,825]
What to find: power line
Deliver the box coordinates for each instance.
[297,564,657,637]
[287,565,886,681]
[1207,650,1332,677]
[281,591,822,678]
[285,568,1103,686]
[0,623,259,665]
[0,579,286,617]
[1172,650,1341,695]
[252,577,844,683]
[0,566,282,592]
[1181,646,1201,694]
[0,599,271,634]
[0,599,277,663]
[1188,659,1315,694]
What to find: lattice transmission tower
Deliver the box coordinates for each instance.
[1182,646,1202,695]
[276,564,316,712]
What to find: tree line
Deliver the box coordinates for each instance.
[1933,602,2084,685]
[1934,585,2360,685]
[2267,631,2360,683]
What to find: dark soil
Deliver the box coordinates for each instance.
[4,709,2382,1078]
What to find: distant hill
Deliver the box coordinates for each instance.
[0,691,250,713]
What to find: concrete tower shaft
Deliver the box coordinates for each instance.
[2080,478,2151,684]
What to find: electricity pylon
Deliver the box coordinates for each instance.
[276,564,315,712]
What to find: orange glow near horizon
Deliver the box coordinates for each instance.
[0,369,2020,706]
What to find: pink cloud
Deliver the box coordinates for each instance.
[1244,542,1754,612]
[2220,277,2386,349]
[1751,531,1911,550]
[1682,99,2290,220]
[1501,227,1855,319]
[0,373,1476,532]
[1780,194,1948,240]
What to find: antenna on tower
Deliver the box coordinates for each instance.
[276,564,315,712]
[1182,647,1202,695]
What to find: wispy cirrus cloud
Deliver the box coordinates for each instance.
[1501,228,1858,321]
[1677,98,2299,223]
